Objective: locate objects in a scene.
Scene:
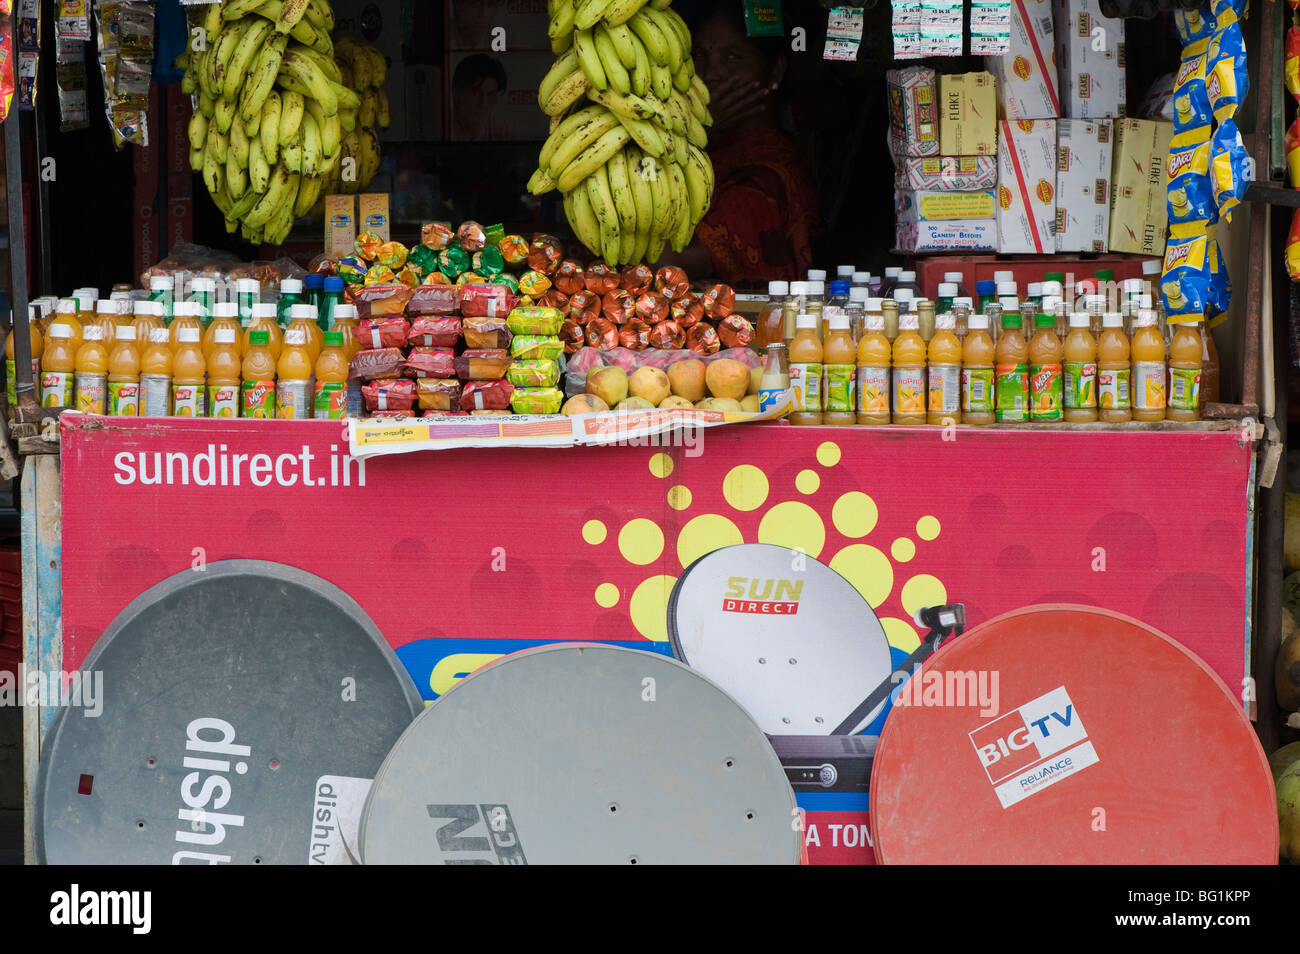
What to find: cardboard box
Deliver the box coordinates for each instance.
[358,194,391,241]
[897,189,999,221]
[895,155,1000,192]
[896,219,999,252]
[325,195,357,259]
[1055,119,1112,252]
[1107,118,1173,255]
[1054,0,1126,118]
[940,72,998,156]
[887,67,940,158]
[987,0,1059,119]
[996,118,1057,253]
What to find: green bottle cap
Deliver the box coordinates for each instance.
[250,330,270,345]
[1096,268,1115,281]
[1035,313,1055,327]
[1044,271,1065,283]
[1001,314,1022,329]
[324,331,344,346]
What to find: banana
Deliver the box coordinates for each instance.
[181,64,198,95]
[686,85,712,126]
[294,174,323,218]
[366,47,388,88]
[296,46,343,84]
[546,110,620,178]
[603,0,648,27]
[227,150,249,200]
[222,18,273,103]
[278,91,305,148]
[206,120,229,165]
[639,8,682,71]
[542,69,591,116]
[567,185,601,253]
[593,25,631,95]
[537,48,579,109]
[606,151,638,264]
[198,91,216,120]
[205,19,250,100]
[644,149,671,261]
[201,0,223,37]
[214,95,239,134]
[648,0,670,8]
[244,110,261,139]
[555,126,631,192]
[333,82,361,111]
[305,0,335,32]
[275,0,310,34]
[357,127,381,186]
[188,109,209,151]
[686,111,707,148]
[573,29,608,92]
[552,32,573,55]
[604,21,638,69]
[349,44,374,89]
[586,165,621,264]
[280,52,339,115]
[649,61,671,101]
[300,111,322,177]
[627,9,671,67]
[690,73,710,106]
[539,103,607,169]
[576,0,614,30]
[336,58,354,89]
[670,128,689,167]
[248,136,271,193]
[613,111,667,157]
[190,146,206,173]
[625,146,655,257]
[630,36,651,97]
[672,61,691,93]
[260,91,283,163]
[359,88,378,129]
[245,165,295,229]
[307,98,341,157]
[226,186,263,224]
[667,161,693,250]
[527,167,558,195]
[661,91,687,134]
[338,130,360,192]
[548,0,577,39]
[585,86,666,124]
[683,143,712,224]
[221,0,268,20]
[338,106,357,133]
[230,118,251,169]
[376,89,391,128]
[238,34,288,124]
[202,139,225,198]
[282,131,304,174]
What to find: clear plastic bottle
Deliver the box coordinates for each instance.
[825,280,852,330]
[107,324,141,416]
[1025,282,1044,312]
[807,268,828,286]
[961,312,996,425]
[1063,312,1099,423]
[927,311,962,425]
[788,314,823,426]
[172,327,208,418]
[73,325,108,414]
[332,303,361,362]
[975,280,998,314]
[952,297,974,338]
[995,280,1018,305]
[246,303,284,360]
[1131,300,1166,422]
[943,271,969,301]
[758,343,790,413]
[846,287,867,342]
[780,282,800,345]
[189,277,216,328]
[1094,268,1116,310]
[236,278,261,329]
[1098,312,1132,424]
[149,275,175,324]
[303,274,325,314]
[288,303,324,364]
[41,323,76,408]
[857,310,891,425]
[1200,323,1220,409]
[806,281,826,337]
[836,265,856,283]
[320,277,345,331]
[891,311,927,425]
[203,303,243,361]
[315,331,351,419]
[879,267,903,298]
[995,311,1029,423]
[822,316,858,426]
[277,278,304,329]
[852,271,872,292]
[893,270,922,299]
[935,282,959,317]
[915,297,935,343]
[1028,312,1064,422]
[1167,321,1203,422]
[757,280,789,352]
[140,327,174,417]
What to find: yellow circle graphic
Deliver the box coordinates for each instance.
[595,583,620,608]
[831,491,878,538]
[891,537,916,562]
[757,501,826,557]
[648,453,674,478]
[828,544,893,607]
[618,518,665,565]
[795,469,821,495]
[916,515,942,541]
[666,485,692,510]
[677,513,744,568]
[816,441,842,467]
[902,574,948,617]
[629,575,676,642]
[722,464,769,512]
[881,616,920,653]
[582,519,607,545]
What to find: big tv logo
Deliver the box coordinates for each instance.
[968,686,1099,808]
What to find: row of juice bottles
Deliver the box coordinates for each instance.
[6,283,363,419]
[770,293,1209,426]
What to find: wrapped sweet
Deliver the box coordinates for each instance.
[584,318,618,351]
[473,246,505,276]
[518,270,553,297]
[672,293,705,329]
[354,231,383,262]
[537,289,570,310]
[701,283,736,318]
[634,291,669,324]
[527,234,564,275]
[585,263,619,296]
[654,266,689,301]
[618,320,652,350]
[620,264,653,295]
[456,220,487,252]
[558,318,586,352]
[499,234,530,266]
[554,260,586,296]
[421,222,454,251]
[648,319,685,350]
[685,323,721,354]
[602,288,635,325]
[376,241,408,269]
[717,315,755,349]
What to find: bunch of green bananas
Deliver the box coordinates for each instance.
[313,37,390,205]
[181,0,378,245]
[528,0,714,266]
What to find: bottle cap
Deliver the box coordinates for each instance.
[213,302,239,319]
[943,271,964,284]
[133,300,155,316]
[898,270,916,282]
[849,287,868,301]
[795,313,818,330]
[837,266,855,277]
[1069,313,1091,328]
[211,328,235,344]
[237,278,261,295]
[1042,296,1061,312]
[172,302,198,317]
[1041,280,1063,299]
[1102,312,1124,328]
[49,324,73,338]
[304,274,325,289]
[82,326,103,341]
[325,276,345,293]
[853,271,871,283]
[1142,258,1162,276]
[994,270,1014,283]
[250,330,270,346]
[1044,271,1065,284]
[1096,268,1116,281]
[1121,278,1144,295]
[149,328,170,344]
[953,296,973,309]
[937,282,958,297]
[110,290,131,302]
[884,266,902,278]
[968,313,989,330]
[807,269,827,282]
[1034,313,1055,328]
[1028,282,1043,297]
[335,304,358,320]
[115,325,137,340]
[325,331,344,346]
[999,297,1020,310]
[790,281,806,296]
[96,299,116,314]
[281,278,304,294]
[809,281,825,296]
[284,328,308,346]
[1001,314,1022,329]
[191,277,216,292]
[150,275,174,291]
[894,288,914,302]
[995,281,1017,296]
[829,280,851,295]
[290,304,319,320]
[829,316,849,331]
[866,297,884,311]
[768,280,789,296]
[253,303,278,320]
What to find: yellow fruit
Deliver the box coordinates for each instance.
[666,358,705,401]
[705,358,750,400]
[628,366,670,405]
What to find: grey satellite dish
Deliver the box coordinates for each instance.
[37,561,422,865]
[359,644,801,864]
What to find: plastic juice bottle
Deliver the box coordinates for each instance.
[303,274,325,314]
[943,270,969,301]
[975,280,997,314]
[961,312,996,425]
[807,268,827,286]
[1095,268,1116,310]
[1025,282,1044,311]
[758,342,790,414]
[107,325,141,416]
[952,298,973,338]
[846,287,867,342]
[40,323,76,408]
[73,292,96,332]
[822,315,857,426]
[1167,321,1203,422]
[320,277,345,331]
[1029,313,1063,421]
[73,325,108,414]
[893,270,921,299]
[332,303,360,361]
[276,278,303,329]
[276,326,314,419]
[55,299,86,354]
[132,300,163,346]
[995,312,1029,423]
[314,331,351,419]
[246,303,283,360]
[891,311,927,425]
[806,282,825,338]
[203,303,242,361]
[172,327,208,418]
[241,329,277,419]
[139,328,174,417]
[1097,313,1131,423]
[1131,302,1166,422]
[288,304,323,364]
[836,265,856,283]
[1063,313,1099,423]
[149,275,174,323]
[780,283,799,344]
[1200,324,1220,408]
[6,315,43,411]
[879,267,902,298]
[169,302,204,350]
[205,327,241,418]
[995,280,1018,305]
[1047,294,1069,341]
[856,308,891,425]
[190,277,216,328]
[236,279,260,329]
[788,314,823,426]
[927,311,962,425]
[852,271,871,291]
[757,280,789,352]
[935,282,959,317]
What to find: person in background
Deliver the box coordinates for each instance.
[451,54,508,141]
[658,5,818,286]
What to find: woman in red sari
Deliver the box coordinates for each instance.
[661,6,819,287]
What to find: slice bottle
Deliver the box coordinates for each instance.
[172,326,208,417]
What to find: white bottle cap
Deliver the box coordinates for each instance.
[894,288,914,302]
[790,281,806,296]
[1102,312,1124,328]
[1085,294,1107,309]
[937,282,958,297]
[179,327,203,343]
[149,328,171,344]
[96,299,116,314]
[768,280,789,296]
[795,313,817,330]
[999,297,1020,310]
[1042,296,1061,312]
[284,328,308,346]
[281,278,304,293]
[809,281,825,296]
[837,266,855,278]
[1122,278,1144,295]
[953,296,973,309]
[968,313,989,330]
[807,269,827,282]
[1069,312,1091,328]
[828,316,849,331]
[884,266,902,278]
[110,290,131,302]
[191,277,216,293]
[74,292,96,311]
[213,302,239,319]
[335,304,358,320]
[943,271,964,284]
[849,287,868,301]
[57,298,76,314]
[115,325,137,340]
[237,278,262,295]
[1136,293,1153,309]
[173,302,199,318]
[994,270,1014,283]
[212,328,235,344]
[82,325,103,341]
[898,270,916,282]
[995,281,1017,296]
[866,297,884,311]
[1041,280,1063,298]
[49,324,73,338]
[853,271,871,283]
[133,300,154,316]
[150,275,174,291]
[1142,259,1162,276]
[290,303,318,320]
[253,303,278,320]
[1028,282,1043,297]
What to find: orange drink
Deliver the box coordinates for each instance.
[242,329,277,418]
[822,315,857,425]
[961,312,995,425]
[6,313,43,410]
[139,328,174,417]
[1063,313,1098,423]
[314,331,350,419]
[1098,312,1132,423]
[891,310,926,425]
[41,323,77,408]
[856,303,890,425]
[1028,311,1063,421]
[995,312,1028,423]
[1167,321,1203,422]
[172,326,208,417]
[926,311,961,425]
[276,326,314,419]
[204,303,243,361]
[788,314,823,426]
[107,325,141,416]
[1131,300,1166,422]
[206,326,241,418]
[245,304,283,361]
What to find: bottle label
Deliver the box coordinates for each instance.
[892,367,926,416]
[1029,363,1063,420]
[107,381,140,416]
[1132,361,1166,410]
[789,362,822,413]
[276,379,312,419]
[927,363,960,415]
[41,371,74,408]
[1098,367,1131,410]
[824,363,856,413]
[346,381,363,419]
[1169,366,1201,411]
[140,374,172,417]
[995,363,1028,421]
[758,386,784,414]
[1064,361,1098,409]
[172,384,207,418]
[242,379,276,418]
[962,367,994,414]
[74,372,107,414]
[209,384,240,418]
[315,381,347,419]
[857,366,890,415]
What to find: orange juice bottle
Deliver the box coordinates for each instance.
[994,312,1029,423]
[1167,321,1203,422]
[6,313,43,411]
[206,327,242,418]
[139,328,174,417]
[245,304,283,361]
[1028,312,1063,422]
[332,303,360,360]
[1098,312,1132,423]
[856,305,891,425]
[961,311,995,425]
[891,310,927,425]
[73,325,109,414]
[172,326,208,417]
[788,314,823,425]
[242,329,277,419]
[203,303,242,361]
[926,311,961,425]
[132,300,163,346]
[314,331,351,419]
[276,326,314,419]
[54,298,85,355]
[93,301,122,355]
[1131,301,1166,422]
[107,324,141,416]
[73,292,96,335]
[40,322,77,408]
[1063,313,1099,423]
[287,304,323,364]
[822,316,858,426]
[169,301,204,350]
